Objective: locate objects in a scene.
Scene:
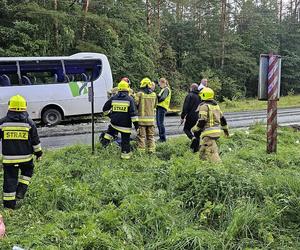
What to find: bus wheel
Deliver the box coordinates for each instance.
[42,108,62,126]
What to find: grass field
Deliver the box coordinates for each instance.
[220,95,300,112]
[0,125,300,249]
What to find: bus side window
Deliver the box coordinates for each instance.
[0,74,11,86]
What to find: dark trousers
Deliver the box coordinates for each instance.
[183,117,198,140]
[101,125,131,153]
[3,161,34,209]
[156,107,167,141]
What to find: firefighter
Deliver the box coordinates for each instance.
[107,77,134,98]
[156,78,171,142]
[101,80,138,159]
[181,83,201,140]
[135,77,157,153]
[192,87,229,162]
[0,95,42,209]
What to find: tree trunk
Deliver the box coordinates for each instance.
[82,0,90,40]
[146,0,151,32]
[54,0,59,49]
[220,0,227,69]
[157,0,161,34]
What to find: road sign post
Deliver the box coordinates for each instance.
[88,80,95,154]
[258,53,281,154]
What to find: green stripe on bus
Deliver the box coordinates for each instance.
[69,82,80,97]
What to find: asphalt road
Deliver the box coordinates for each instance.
[40,107,300,148]
[1,107,300,149]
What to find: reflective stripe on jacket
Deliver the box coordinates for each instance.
[0,111,42,164]
[197,102,223,139]
[135,90,157,126]
[103,91,138,133]
[157,87,171,111]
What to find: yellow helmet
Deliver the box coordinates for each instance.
[8,95,27,112]
[140,77,152,88]
[117,80,130,92]
[199,87,214,100]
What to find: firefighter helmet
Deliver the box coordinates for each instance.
[140,77,152,88]
[199,87,214,100]
[8,95,27,112]
[117,80,130,92]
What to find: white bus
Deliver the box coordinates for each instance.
[0,52,113,125]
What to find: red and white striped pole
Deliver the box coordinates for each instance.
[267,53,279,153]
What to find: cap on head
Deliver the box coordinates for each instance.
[8,95,27,112]
[118,80,130,92]
[199,87,214,101]
[140,77,152,88]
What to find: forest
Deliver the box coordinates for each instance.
[0,0,300,103]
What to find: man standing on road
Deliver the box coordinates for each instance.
[135,77,157,153]
[192,87,229,162]
[156,78,171,142]
[181,83,201,140]
[101,80,139,159]
[0,95,43,209]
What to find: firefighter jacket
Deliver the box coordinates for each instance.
[181,89,201,122]
[135,88,157,126]
[195,100,228,139]
[0,111,42,164]
[157,87,171,111]
[103,91,138,133]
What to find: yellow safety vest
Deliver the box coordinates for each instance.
[157,87,171,111]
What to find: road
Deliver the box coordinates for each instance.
[1,107,300,149]
[40,107,300,148]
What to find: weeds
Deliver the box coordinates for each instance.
[0,125,299,249]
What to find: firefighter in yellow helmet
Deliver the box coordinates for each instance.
[0,95,42,209]
[192,88,229,162]
[135,77,157,153]
[107,77,135,98]
[101,80,138,159]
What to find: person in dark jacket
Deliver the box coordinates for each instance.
[100,80,138,159]
[0,95,42,209]
[156,78,171,142]
[181,83,201,140]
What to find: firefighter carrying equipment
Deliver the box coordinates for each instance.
[8,95,27,112]
[199,87,214,101]
[118,80,130,92]
[140,77,152,88]
[157,86,171,111]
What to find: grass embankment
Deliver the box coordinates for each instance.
[0,126,300,249]
[220,95,300,112]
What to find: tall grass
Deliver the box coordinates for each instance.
[0,125,299,249]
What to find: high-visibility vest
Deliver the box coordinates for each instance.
[136,91,157,126]
[157,87,171,111]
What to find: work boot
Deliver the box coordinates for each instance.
[16,183,28,200]
[190,137,200,153]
